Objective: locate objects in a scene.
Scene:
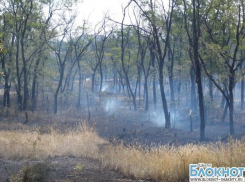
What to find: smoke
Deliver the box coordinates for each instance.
[101,84,109,92]
[105,99,120,113]
[150,112,165,127]
[149,109,180,128]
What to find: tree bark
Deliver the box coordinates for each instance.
[168,45,175,103]
[241,64,244,110]
[221,102,228,122]
[77,61,82,108]
[228,72,235,135]
[190,66,197,111]
[16,37,22,110]
[209,77,213,101]
[144,76,149,111]
[31,55,41,111]
[54,65,65,114]
[150,47,157,111]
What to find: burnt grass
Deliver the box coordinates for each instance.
[0,92,244,181]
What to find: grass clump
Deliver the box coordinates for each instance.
[22,162,51,182]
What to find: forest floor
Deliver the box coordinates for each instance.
[0,92,244,181]
[0,157,149,182]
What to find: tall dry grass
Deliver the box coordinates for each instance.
[0,123,107,160]
[100,138,245,181]
[0,121,244,182]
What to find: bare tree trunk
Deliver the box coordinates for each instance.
[196,69,205,141]
[92,72,95,92]
[177,38,182,106]
[220,95,225,109]
[209,78,213,101]
[241,78,244,110]
[99,64,103,92]
[92,63,99,92]
[190,66,197,111]
[241,64,244,110]
[151,51,157,111]
[221,102,228,122]
[77,61,82,108]
[31,55,41,111]
[138,67,141,106]
[2,31,13,108]
[2,56,11,108]
[159,69,171,128]
[228,72,235,135]
[71,68,78,92]
[168,47,175,103]
[54,66,64,114]
[144,76,149,111]
[16,37,22,110]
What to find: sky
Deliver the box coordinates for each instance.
[76,0,130,27]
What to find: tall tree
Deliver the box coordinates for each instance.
[120,2,137,110]
[44,14,76,114]
[200,0,245,135]
[133,0,176,128]
[183,0,206,140]
[95,21,113,92]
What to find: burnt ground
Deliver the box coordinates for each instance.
[0,92,244,181]
[0,157,150,182]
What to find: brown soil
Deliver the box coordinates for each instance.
[0,157,150,182]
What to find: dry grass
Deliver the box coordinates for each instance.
[0,120,244,182]
[0,123,107,160]
[100,138,245,181]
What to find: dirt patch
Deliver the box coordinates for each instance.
[0,157,150,182]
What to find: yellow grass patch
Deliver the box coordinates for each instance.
[100,138,245,181]
[0,123,107,160]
